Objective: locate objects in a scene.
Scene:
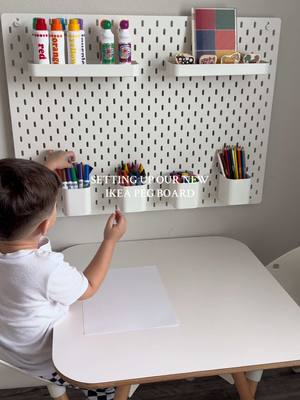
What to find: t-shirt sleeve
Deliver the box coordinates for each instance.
[47,259,89,306]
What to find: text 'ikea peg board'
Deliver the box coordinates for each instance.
[1,14,281,215]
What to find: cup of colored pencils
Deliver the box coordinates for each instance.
[117,161,147,213]
[217,145,251,205]
[217,144,247,180]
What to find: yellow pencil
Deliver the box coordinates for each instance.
[233,146,238,179]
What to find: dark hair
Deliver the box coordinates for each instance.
[0,158,61,241]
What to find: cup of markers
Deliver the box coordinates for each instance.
[117,162,147,213]
[169,170,201,209]
[58,163,93,216]
[217,144,251,205]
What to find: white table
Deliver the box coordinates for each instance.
[53,236,300,394]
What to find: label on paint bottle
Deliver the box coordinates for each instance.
[79,30,86,64]
[67,31,82,64]
[101,43,115,64]
[50,32,65,64]
[119,43,131,63]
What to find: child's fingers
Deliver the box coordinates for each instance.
[106,213,116,230]
[66,151,76,165]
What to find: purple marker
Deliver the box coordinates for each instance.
[118,20,131,64]
[76,163,84,188]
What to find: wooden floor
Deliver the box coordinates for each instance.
[0,368,299,399]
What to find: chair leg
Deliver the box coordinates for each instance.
[232,372,254,400]
[114,384,131,400]
[51,395,69,400]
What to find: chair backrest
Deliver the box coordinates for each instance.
[266,246,300,306]
[0,360,45,389]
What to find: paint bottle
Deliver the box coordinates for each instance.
[101,20,115,64]
[67,19,82,64]
[98,19,105,63]
[76,18,87,64]
[32,18,50,64]
[118,20,131,64]
[50,18,65,64]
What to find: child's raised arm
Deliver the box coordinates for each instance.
[79,210,127,300]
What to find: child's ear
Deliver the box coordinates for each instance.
[36,218,51,237]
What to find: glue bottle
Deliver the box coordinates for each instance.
[67,18,82,64]
[50,18,65,64]
[101,20,115,64]
[32,18,50,64]
[118,20,131,64]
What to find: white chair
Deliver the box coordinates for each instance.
[0,360,68,399]
[266,246,300,372]
[266,246,300,307]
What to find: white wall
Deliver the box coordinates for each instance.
[0,0,299,264]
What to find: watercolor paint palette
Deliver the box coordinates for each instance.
[192,8,237,63]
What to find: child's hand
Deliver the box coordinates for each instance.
[45,150,75,171]
[104,210,127,243]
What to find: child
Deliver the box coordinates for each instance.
[0,151,126,400]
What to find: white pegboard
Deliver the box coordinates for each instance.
[1,14,281,214]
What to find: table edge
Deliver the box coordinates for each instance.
[54,359,300,388]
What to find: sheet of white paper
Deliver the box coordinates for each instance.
[82,266,179,335]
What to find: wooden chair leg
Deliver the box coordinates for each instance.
[52,394,70,400]
[114,384,131,400]
[247,378,258,397]
[232,372,254,400]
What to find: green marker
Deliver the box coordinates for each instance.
[70,167,78,189]
[101,20,115,64]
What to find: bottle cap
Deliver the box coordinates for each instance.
[51,18,63,31]
[68,18,80,31]
[120,20,129,29]
[32,17,37,29]
[60,18,67,30]
[76,18,83,30]
[35,18,47,31]
[102,20,112,30]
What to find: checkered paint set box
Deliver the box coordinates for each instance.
[192,8,237,63]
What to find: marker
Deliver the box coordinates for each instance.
[50,18,65,64]
[61,169,68,189]
[76,162,84,188]
[83,164,90,188]
[70,166,78,189]
[65,168,72,189]
[67,19,82,64]
[32,18,50,64]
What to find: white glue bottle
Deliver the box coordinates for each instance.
[118,20,131,64]
[32,18,50,64]
[101,20,115,64]
[76,18,86,64]
[50,18,65,64]
[67,19,82,64]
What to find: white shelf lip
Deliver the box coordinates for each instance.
[27,61,140,77]
[166,60,270,77]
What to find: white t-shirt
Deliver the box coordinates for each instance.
[0,237,88,376]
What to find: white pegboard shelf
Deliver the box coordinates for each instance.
[27,61,140,77]
[165,60,270,77]
[1,14,281,215]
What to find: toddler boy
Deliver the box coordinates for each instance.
[0,151,126,399]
